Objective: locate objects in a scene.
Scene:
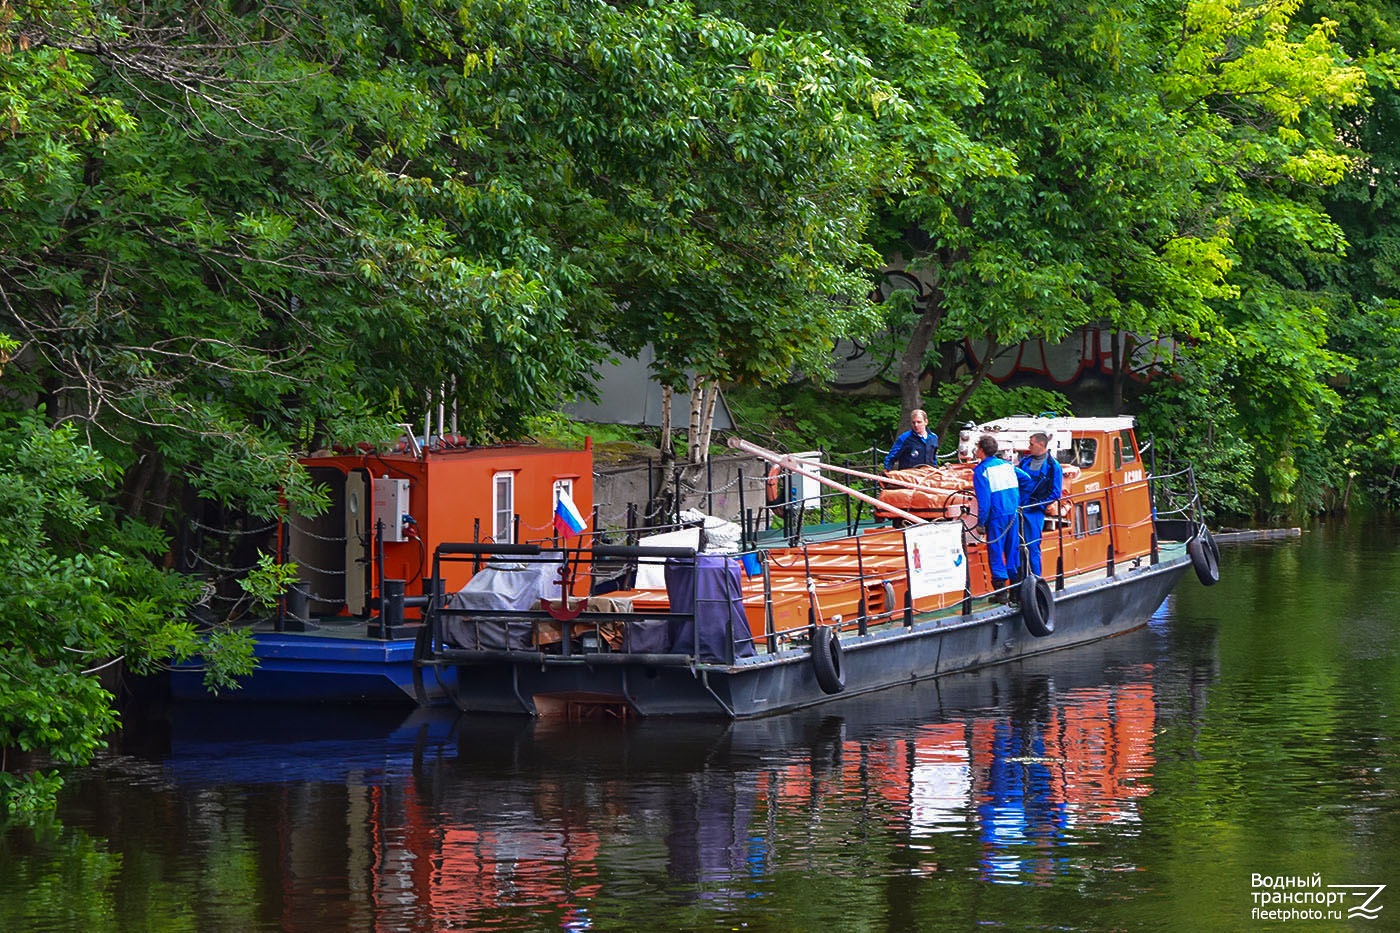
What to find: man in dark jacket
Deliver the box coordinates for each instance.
[884,409,939,472]
[1017,432,1064,577]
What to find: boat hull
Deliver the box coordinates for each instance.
[170,632,457,706]
[441,553,1191,719]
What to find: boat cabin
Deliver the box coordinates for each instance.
[878,416,1155,587]
[285,440,594,624]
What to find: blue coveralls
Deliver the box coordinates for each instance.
[1017,453,1064,577]
[974,455,1028,584]
[884,430,939,471]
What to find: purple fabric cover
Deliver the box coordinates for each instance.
[664,555,756,662]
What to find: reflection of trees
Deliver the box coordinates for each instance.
[23,652,1170,928]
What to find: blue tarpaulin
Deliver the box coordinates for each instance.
[664,555,756,662]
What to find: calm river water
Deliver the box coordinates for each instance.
[3,519,1399,931]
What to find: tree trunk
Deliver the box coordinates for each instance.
[895,293,944,427]
[934,346,1000,443]
[696,380,719,463]
[686,375,705,464]
[1111,329,1130,415]
[659,384,674,466]
[891,254,956,430]
[120,443,171,528]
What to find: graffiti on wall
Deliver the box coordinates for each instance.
[830,270,1180,390]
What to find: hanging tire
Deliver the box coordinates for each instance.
[1188,530,1220,587]
[811,625,846,694]
[1020,574,1055,638]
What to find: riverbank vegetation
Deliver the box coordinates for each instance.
[3,0,1398,819]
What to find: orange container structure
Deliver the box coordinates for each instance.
[288,441,593,618]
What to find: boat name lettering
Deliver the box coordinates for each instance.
[1122,468,1144,484]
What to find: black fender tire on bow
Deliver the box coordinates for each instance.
[1020,574,1055,637]
[1188,528,1221,587]
[811,624,846,694]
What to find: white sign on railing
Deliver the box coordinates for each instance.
[790,450,824,510]
[904,522,967,599]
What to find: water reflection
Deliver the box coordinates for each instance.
[134,633,1163,928]
[10,521,1399,931]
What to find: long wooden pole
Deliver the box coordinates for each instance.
[726,437,928,526]
[736,440,960,494]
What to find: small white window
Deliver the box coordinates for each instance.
[1118,429,1138,464]
[1084,500,1104,535]
[493,472,515,544]
[553,478,574,506]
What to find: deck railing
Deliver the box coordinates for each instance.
[418,464,1208,668]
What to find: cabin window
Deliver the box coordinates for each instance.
[1114,436,1122,470]
[553,478,574,505]
[1070,438,1098,469]
[1083,500,1104,535]
[1118,430,1138,464]
[493,472,515,544]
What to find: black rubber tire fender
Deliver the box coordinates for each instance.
[1188,529,1221,587]
[811,624,846,694]
[1020,574,1055,637]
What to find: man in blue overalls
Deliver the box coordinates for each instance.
[973,434,1029,601]
[1017,431,1064,579]
[884,409,939,472]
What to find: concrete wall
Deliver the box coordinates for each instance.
[592,453,772,532]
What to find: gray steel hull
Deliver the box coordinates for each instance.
[444,554,1192,719]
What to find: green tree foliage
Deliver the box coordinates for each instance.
[1159,0,1363,515]
[0,0,901,817]
[5,0,892,510]
[406,0,890,388]
[703,1,1012,417]
[851,0,1364,517]
[871,0,1239,427]
[0,409,246,820]
[1306,0,1400,510]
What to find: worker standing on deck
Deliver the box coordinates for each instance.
[1017,432,1064,578]
[884,409,939,472]
[973,434,1029,600]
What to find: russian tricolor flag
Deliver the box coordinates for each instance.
[554,489,588,537]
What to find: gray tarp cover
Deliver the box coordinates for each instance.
[443,556,564,650]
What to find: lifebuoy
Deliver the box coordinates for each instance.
[766,465,783,506]
[1188,528,1220,586]
[811,624,846,694]
[1020,574,1055,637]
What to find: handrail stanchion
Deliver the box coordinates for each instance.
[762,551,777,653]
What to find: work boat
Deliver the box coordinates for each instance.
[170,438,597,704]
[416,416,1220,719]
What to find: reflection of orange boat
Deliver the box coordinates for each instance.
[152,635,1167,923]
[411,649,1166,914]
[418,416,1219,718]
